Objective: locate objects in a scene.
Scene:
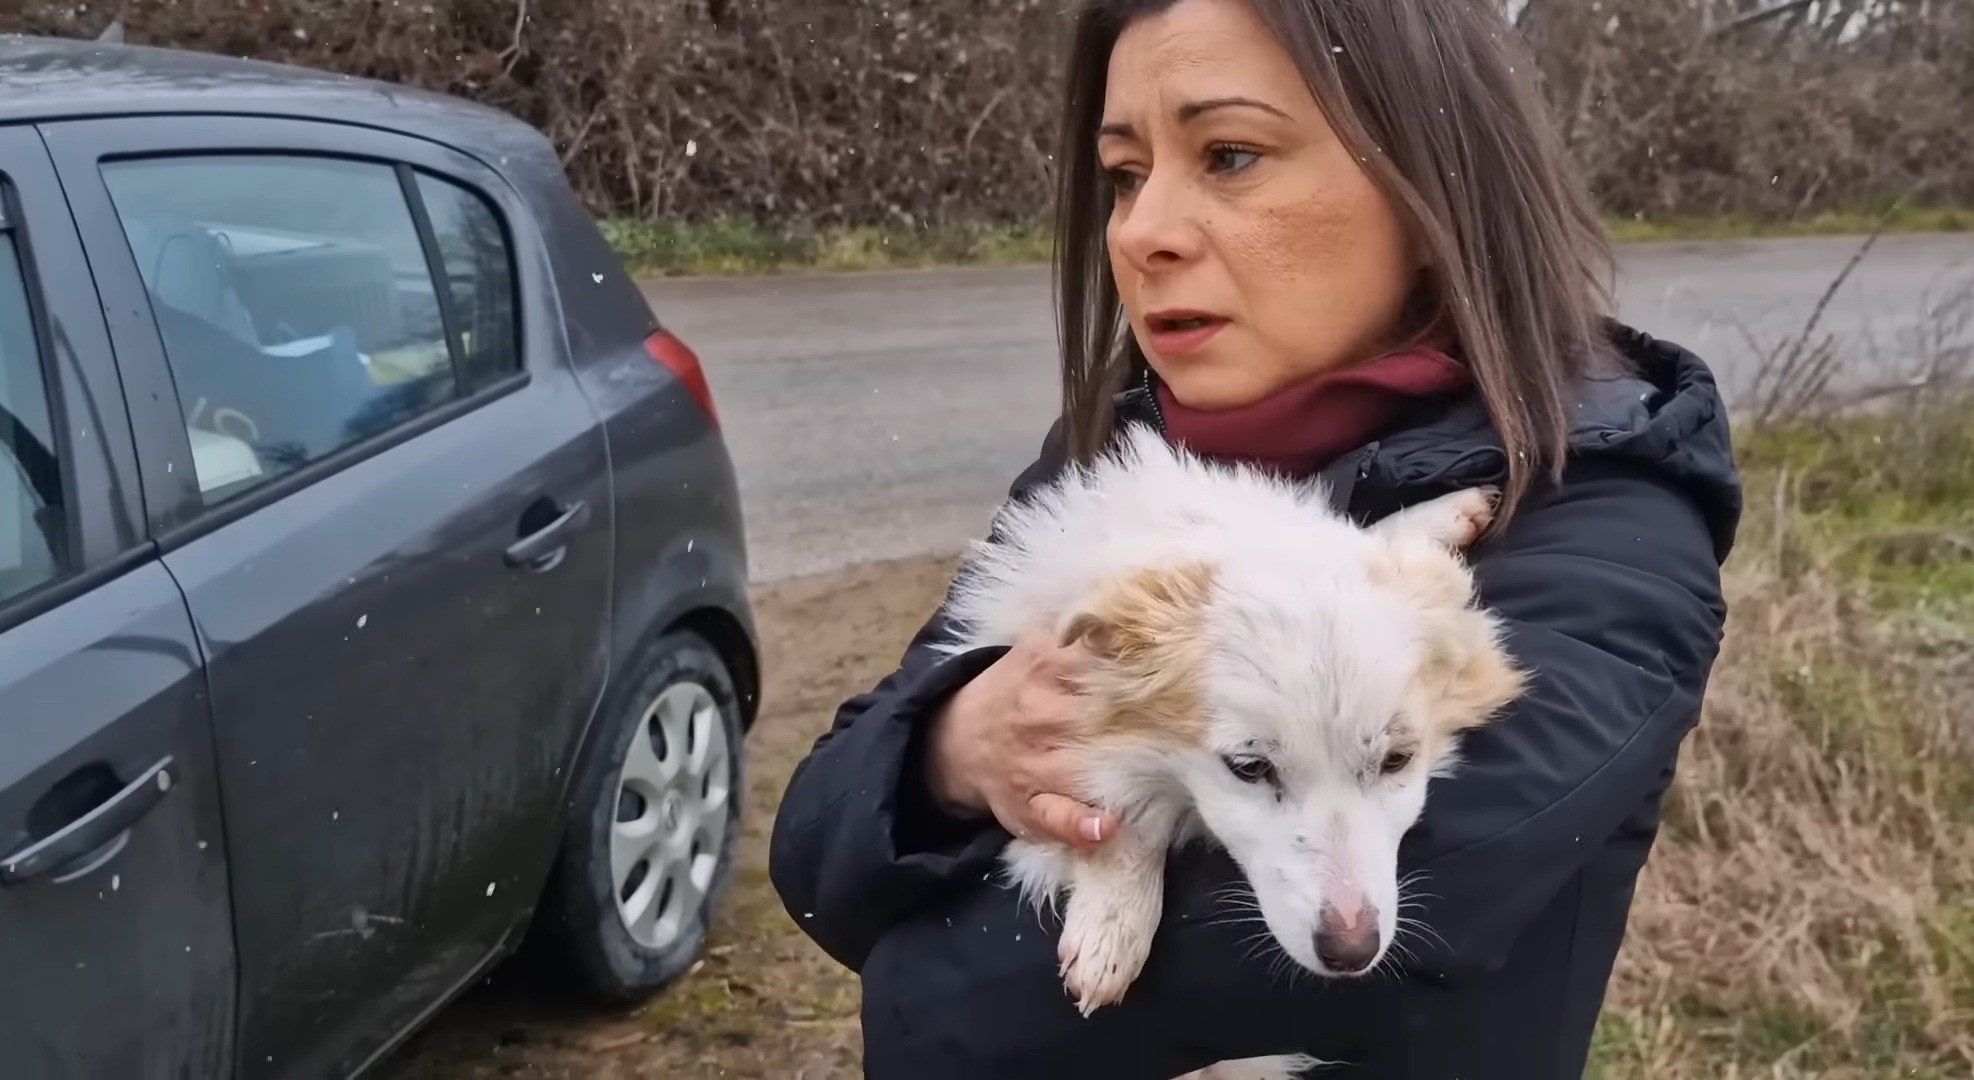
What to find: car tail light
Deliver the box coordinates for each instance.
[644,327,719,429]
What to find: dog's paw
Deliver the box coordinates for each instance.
[1390,484,1498,550]
[1056,891,1157,1016]
[1369,484,1499,551]
[1440,485,1499,549]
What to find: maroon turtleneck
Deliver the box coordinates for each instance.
[1153,343,1471,480]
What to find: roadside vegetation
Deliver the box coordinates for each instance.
[597,219,1056,279]
[602,207,1974,279]
[13,0,1974,278]
[1591,251,1974,1078]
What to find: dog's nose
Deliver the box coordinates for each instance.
[1314,906,1380,974]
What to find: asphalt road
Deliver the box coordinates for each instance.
[643,233,1974,582]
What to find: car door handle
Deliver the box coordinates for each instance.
[504,498,590,571]
[1,756,175,886]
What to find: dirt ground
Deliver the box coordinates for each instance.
[378,554,964,1080]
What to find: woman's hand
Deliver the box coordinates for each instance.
[923,627,1119,851]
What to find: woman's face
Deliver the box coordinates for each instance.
[1101,0,1418,410]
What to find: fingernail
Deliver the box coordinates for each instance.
[1080,816,1104,843]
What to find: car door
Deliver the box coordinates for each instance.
[44,117,614,1078]
[0,127,237,1079]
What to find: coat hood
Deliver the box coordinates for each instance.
[1363,322,1743,563]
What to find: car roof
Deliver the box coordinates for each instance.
[0,34,542,160]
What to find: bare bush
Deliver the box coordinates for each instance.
[9,0,1973,229]
[1525,0,1974,222]
[10,0,1065,227]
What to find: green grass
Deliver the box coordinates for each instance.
[1739,402,1974,621]
[1604,205,1974,245]
[605,205,1974,278]
[1591,997,1970,1079]
[601,217,1053,278]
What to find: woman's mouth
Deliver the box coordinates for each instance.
[1145,311,1228,357]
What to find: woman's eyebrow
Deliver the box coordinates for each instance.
[1177,96,1292,123]
[1098,97,1287,141]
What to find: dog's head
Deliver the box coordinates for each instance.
[1060,522,1524,979]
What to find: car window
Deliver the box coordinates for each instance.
[416,173,521,392]
[0,230,65,604]
[100,155,469,504]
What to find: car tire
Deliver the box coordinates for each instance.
[531,628,745,1004]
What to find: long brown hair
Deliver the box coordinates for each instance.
[1053,0,1618,524]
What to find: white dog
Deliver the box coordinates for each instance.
[935,424,1526,1077]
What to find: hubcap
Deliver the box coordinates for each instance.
[609,680,732,950]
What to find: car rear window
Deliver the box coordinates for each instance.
[100,154,519,504]
[416,172,521,392]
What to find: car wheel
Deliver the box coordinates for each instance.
[533,628,744,1004]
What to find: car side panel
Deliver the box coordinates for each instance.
[0,565,236,1080]
[41,115,616,1078]
[497,152,758,721]
[584,354,756,721]
[155,381,611,1078]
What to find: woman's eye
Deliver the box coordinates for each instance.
[1206,145,1260,175]
[1222,755,1277,784]
[1380,749,1414,776]
[1106,168,1143,196]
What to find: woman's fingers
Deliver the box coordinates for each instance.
[1024,791,1118,851]
[972,626,1115,851]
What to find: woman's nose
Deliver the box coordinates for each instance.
[1111,170,1200,270]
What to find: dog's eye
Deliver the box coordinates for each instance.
[1380,749,1415,775]
[1222,755,1276,784]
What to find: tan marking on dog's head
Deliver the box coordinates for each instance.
[1059,561,1218,744]
[1369,538,1527,759]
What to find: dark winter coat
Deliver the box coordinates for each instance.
[767,322,1742,1079]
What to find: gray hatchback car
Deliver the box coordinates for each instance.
[0,35,759,1079]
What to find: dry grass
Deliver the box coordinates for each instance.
[1593,527,1974,1077]
[1591,262,1974,1077]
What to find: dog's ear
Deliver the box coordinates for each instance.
[1370,538,1525,735]
[1416,608,1526,736]
[1057,609,1114,655]
[1057,562,1219,741]
[1057,562,1217,665]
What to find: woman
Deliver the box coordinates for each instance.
[770,0,1741,1076]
